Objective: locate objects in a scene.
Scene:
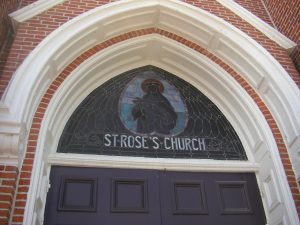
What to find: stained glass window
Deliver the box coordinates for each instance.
[58,66,247,160]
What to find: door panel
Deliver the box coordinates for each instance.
[57,177,97,212]
[217,181,253,215]
[44,167,266,225]
[159,171,265,225]
[44,167,161,225]
[110,178,148,213]
[170,181,208,215]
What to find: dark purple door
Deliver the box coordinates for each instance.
[44,167,161,225]
[44,167,266,225]
[159,171,266,225]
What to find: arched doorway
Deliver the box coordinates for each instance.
[43,66,266,225]
[4,1,298,224]
[20,34,298,225]
[22,34,297,224]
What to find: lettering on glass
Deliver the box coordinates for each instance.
[104,134,206,151]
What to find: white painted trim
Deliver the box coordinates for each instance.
[48,153,260,172]
[216,0,296,50]
[0,120,25,165]
[9,0,66,27]
[0,157,18,166]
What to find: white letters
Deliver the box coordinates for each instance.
[192,138,199,150]
[104,134,111,146]
[135,136,142,148]
[152,137,160,149]
[120,135,127,147]
[198,138,206,151]
[127,135,135,148]
[112,134,118,147]
[142,136,148,148]
[102,133,206,151]
[164,138,171,150]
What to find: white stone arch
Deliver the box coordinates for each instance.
[1,0,299,224]
[29,34,296,225]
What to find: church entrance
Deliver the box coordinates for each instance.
[44,166,266,225]
[44,66,267,224]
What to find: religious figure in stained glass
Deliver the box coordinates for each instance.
[131,79,177,134]
[119,71,188,136]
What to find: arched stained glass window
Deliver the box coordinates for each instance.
[58,66,247,160]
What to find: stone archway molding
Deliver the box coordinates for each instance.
[0,0,299,224]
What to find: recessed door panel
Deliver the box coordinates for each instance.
[171,181,208,215]
[159,171,265,225]
[44,167,161,225]
[57,177,97,212]
[44,167,266,225]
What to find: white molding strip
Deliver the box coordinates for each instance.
[217,0,296,50]
[9,0,66,26]
[0,157,18,167]
[48,153,260,172]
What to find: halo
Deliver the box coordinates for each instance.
[141,79,164,93]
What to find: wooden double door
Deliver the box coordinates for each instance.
[44,166,266,225]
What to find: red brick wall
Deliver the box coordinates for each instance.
[233,0,274,27]
[19,0,38,8]
[0,165,18,225]
[0,0,20,50]
[262,0,300,71]
[0,0,20,99]
[263,0,300,41]
[0,0,299,224]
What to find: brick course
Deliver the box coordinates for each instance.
[233,0,274,26]
[262,0,300,72]
[19,0,38,8]
[0,0,20,50]
[0,165,18,225]
[263,0,300,41]
[0,0,21,98]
